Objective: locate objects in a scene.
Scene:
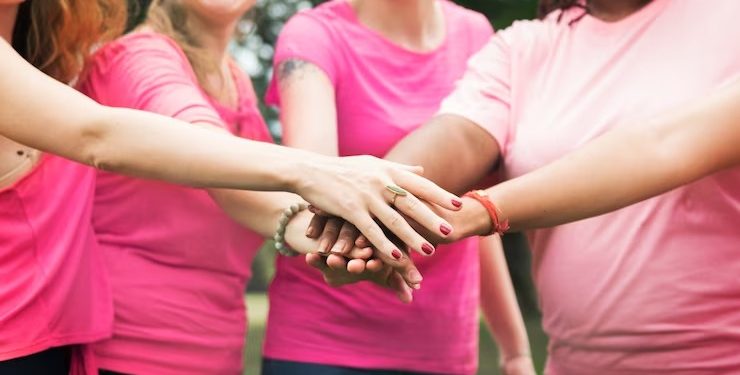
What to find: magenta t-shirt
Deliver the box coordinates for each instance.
[78,32,272,375]
[265,1,493,373]
[0,155,112,363]
[440,0,740,373]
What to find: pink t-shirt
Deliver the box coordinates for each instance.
[0,156,112,362]
[440,0,740,373]
[78,32,272,375]
[265,1,493,374]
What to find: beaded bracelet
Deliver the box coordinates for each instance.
[273,202,309,257]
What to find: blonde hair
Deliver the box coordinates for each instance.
[12,0,126,83]
[145,1,217,91]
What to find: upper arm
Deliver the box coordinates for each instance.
[275,60,338,155]
[653,78,740,176]
[266,14,340,155]
[0,38,107,164]
[437,34,513,153]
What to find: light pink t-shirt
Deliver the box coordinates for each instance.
[0,156,112,364]
[78,32,272,375]
[440,0,740,373]
[265,1,493,374]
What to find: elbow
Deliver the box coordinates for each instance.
[79,107,118,172]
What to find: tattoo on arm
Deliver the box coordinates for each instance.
[277,59,318,87]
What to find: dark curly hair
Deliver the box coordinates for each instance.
[538,0,588,23]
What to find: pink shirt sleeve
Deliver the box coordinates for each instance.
[437,33,512,152]
[82,33,224,128]
[265,12,339,106]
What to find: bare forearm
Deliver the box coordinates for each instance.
[210,190,304,238]
[385,115,500,194]
[484,82,740,231]
[479,236,530,361]
[89,107,315,191]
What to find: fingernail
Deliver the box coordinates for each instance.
[421,243,435,255]
[305,227,315,237]
[318,239,329,254]
[409,269,423,284]
[452,199,463,208]
[391,249,402,260]
[440,224,452,236]
[330,240,345,254]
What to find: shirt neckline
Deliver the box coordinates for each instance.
[338,0,452,58]
[577,0,668,33]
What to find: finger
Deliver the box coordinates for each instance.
[366,258,384,273]
[381,160,424,175]
[317,218,342,254]
[330,222,359,255]
[305,253,329,271]
[326,254,347,270]
[355,235,371,249]
[305,214,327,238]
[347,258,366,274]
[370,200,436,257]
[387,272,414,303]
[361,243,422,288]
[347,246,373,260]
[393,194,456,253]
[393,170,463,211]
[307,205,330,216]
[348,213,409,265]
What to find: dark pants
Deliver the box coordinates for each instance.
[0,346,71,375]
[262,358,433,375]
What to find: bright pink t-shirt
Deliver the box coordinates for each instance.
[440,0,740,373]
[264,1,493,374]
[0,156,112,364]
[78,32,272,375]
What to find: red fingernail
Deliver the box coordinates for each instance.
[421,243,435,255]
[391,249,402,260]
[440,224,452,236]
[452,199,463,208]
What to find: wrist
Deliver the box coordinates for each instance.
[454,196,493,238]
[463,190,509,236]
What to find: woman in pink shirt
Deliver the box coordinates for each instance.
[314,0,740,373]
[78,1,436,374]
[265,1,534,374]
[0,1,460,374]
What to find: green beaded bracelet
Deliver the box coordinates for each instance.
[273,202,309,257]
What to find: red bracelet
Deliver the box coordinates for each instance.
[463,190,510,236]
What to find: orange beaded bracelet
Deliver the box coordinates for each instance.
[463,190,510,236]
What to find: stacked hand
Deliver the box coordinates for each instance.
[300,194,479,302]
[296,155,464,269]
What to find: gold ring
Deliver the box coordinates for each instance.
[386,185,408,206]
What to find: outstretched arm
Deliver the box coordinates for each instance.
[0,38,460,262]
[456,80,740,235]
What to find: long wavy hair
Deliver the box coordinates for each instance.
[11,0,126,83]
[145,0,216,88]
[145,1,257,96]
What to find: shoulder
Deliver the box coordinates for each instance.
[90,31,186,70]
[442,0,493,35]
[279,0,350,41]
[441,1,494,52]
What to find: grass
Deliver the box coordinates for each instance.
[244,293,548,374]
